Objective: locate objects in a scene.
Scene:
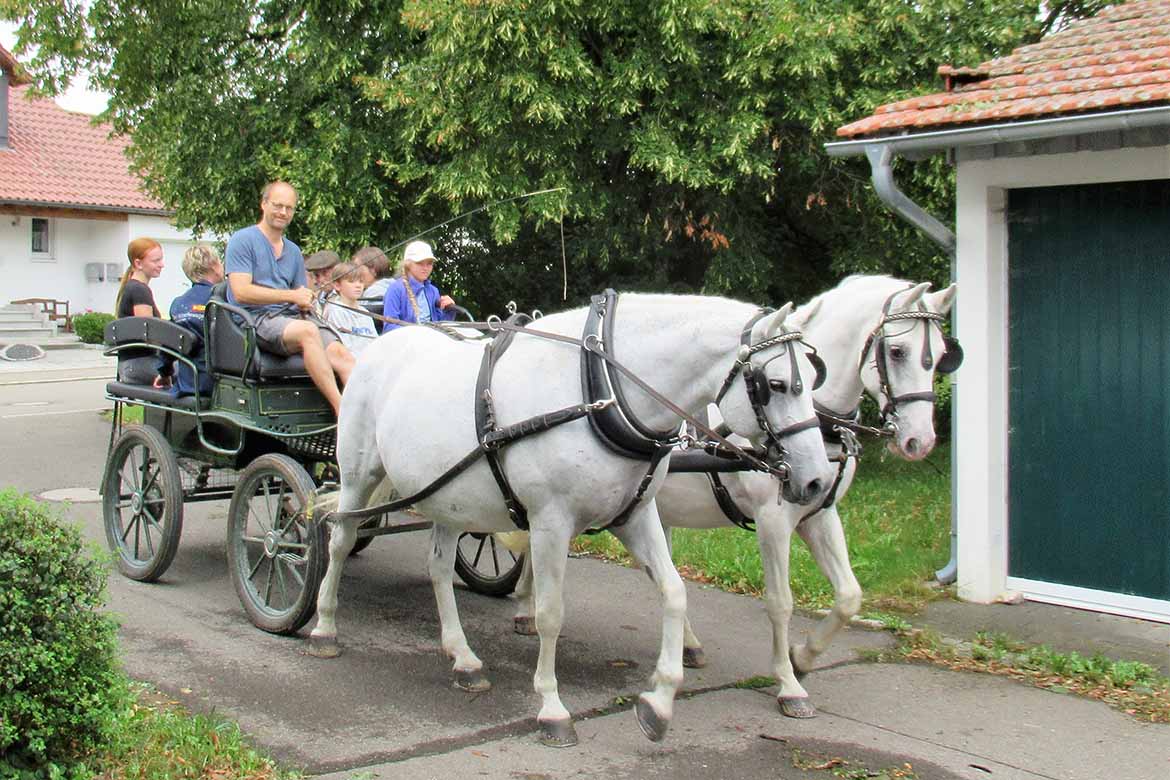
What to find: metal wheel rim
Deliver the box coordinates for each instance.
[233,469,313,618]
[109,440,168,566]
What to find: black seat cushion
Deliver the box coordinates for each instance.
[106,381,209,411]
[205,283,311,380]
[104,317,201,356]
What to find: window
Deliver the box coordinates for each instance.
[31,217,53,260]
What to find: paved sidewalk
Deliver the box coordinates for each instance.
[0,342,115,383]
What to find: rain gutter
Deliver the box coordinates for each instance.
[823,105,1170,586]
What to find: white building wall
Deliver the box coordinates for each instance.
[0,212,217,317]
[954,144,1170,617]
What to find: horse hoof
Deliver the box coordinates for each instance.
[538,718,578,748]
[778,696,817,719]
[789,646,809,681]
[683,646,708,669]
[635,694,670,742]
[513,615,537,636]
[306,635,341,659]
[453,668,492,692]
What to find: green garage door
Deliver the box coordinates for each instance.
[1008,180,1170,601]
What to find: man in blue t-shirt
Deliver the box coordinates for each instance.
[225,181,354,415]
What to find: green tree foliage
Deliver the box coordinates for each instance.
[1,1,1121,313]
[0,490,129,777]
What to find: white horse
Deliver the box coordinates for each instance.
[310,294,835,747]
[509,276,958,718]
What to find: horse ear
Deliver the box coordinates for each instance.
[926,283,957,315]
[750,302,793,342]
[788,297,822,331]
[897,281,932,310]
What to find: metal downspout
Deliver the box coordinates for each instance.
[864,144,959,585]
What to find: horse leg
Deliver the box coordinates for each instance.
[791,505,862,676]
[429,524,490,691]
[755,503,815,718]
[656,527,706,669]
[528,514,578,747]
[512,550,537,636]
[308,442,386,658]
[609,500,686,743]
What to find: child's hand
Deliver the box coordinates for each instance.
[152,375,173,390]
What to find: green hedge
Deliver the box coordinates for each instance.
[72,312,115,345]
[0,490,129,778]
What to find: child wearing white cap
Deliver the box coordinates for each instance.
[381,240,457,332]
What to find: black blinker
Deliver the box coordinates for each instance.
[807,352,827,391]
[936,337,964,374]
[751,365,771,405]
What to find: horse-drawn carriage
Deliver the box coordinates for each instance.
[99,285,523,635]
[99,276,960,745]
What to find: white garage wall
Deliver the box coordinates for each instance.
[954,143,1170,619]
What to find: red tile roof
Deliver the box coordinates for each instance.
[837,0,1170,139]
[1,47,165,213]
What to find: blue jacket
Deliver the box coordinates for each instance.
[168,281,215,396]
[381,276,454,332]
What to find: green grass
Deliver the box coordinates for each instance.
[881,628,1170,723]
[90,682,302,780]
[572,437,951,613]
[100,405,144,424]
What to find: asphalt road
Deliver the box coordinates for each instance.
[4,368,1164,780]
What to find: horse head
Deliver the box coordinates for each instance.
[858,281,959,460]
[716,302,833,505]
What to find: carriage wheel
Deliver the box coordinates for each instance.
[102,425,184,582]
[227,454,327,635]
[454,533,524,597]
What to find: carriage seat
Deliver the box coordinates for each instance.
[205,282,313,381]
[105,380,209,411]
[104,316,201,360]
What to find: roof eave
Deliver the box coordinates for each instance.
[825,105,1170,157]
[0,198,171,217]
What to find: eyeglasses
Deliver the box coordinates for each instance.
[266,201,296,213]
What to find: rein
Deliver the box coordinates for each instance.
[328,294,801,525]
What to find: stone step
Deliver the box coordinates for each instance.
[0,321,55,331]
[0,310,47,321]
[0,326,56,340]
[0,334,83,349]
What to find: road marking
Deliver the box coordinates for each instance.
[0,375,111,387]
[0,406,110,419]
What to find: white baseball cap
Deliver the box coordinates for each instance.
[403,240,436,264]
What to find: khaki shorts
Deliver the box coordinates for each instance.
[254,313,340,356]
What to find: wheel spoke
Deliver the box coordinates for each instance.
[274,556,289,608]
[247,501,271,535]
[471,535,487,568]
[248,548,266,580]
[260,477,275,529]
[277,541,309,552]
[263,556,275,606]
[140,461,161,497]
[241,535,267,545]
[489,536,501,575]
[120,511,139,543]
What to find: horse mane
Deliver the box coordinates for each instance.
[794,274,919,329]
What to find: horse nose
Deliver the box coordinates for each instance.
[904,437,921,458]
[805,478,824,502]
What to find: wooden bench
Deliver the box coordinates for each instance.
[10,297,72,332]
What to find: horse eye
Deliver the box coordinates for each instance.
[888,344,906,361]
[768,379,788,394]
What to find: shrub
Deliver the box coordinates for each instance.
[0,490,129,777]
[72,312,115,344]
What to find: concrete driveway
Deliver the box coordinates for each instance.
[2,360,1164,780]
